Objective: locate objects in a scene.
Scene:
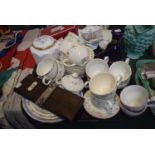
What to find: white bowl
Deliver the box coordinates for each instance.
[86,58,109,79]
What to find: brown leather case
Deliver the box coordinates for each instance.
[14,74,84,121]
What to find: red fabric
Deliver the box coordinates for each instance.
[41,25,78,39]
[15,49,36,70]
[0,45,17,72]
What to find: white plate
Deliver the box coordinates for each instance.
[120,102,147,117]
[84,91,120,119]
[22,98,63,123]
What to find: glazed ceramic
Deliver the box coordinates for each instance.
[59,32,79,55]
[56,73,86,95]
[32,35,55,49]
[109,58,131,88]
[86,56,109,79]
[120,85,155,112]
[68,44,90,66]
[89,73,117,96]
[36,57,64,85]
[84,91,120,119]
[62,47,94,76]
[85,73,118,114]
[36,57,57,77]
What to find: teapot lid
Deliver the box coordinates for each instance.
[33,35,55,50]
[61,73,84,92]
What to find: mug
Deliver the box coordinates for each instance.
[120,85,155,112]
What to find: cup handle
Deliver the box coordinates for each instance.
[84,81,89,88]
[42,77,52,86]
[116,75,123,86]
[104,56,109,63]
[125,58,130,64]
[146,97,155,108]
[63,59,76,67]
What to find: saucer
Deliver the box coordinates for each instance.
[22,98,63,123]
[84,91,120,119]
[120,102,147,117]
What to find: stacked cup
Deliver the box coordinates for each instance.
[36,57,65,85]
[86,73,118,114]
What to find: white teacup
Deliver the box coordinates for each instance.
[68,44,90,66]
[86,56,109,79]
[120,85,155,113]
[86,73,118,114]
[109,58,132,88]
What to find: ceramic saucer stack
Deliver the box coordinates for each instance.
[84,91,120,119]
[22,98,63,123]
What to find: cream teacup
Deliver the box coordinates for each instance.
[120,85,155,113]
[109,58,132,88]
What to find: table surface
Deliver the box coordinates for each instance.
[22,41,155,129]
[1,25,155,129]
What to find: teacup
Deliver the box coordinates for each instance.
[86,56,109,79]
[86,73,118,114]
[120,85,155,113]
[109,58,132,88]
[68,44,90,66]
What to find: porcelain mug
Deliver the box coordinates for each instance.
[120,85,155,112]
[109,58,131,88]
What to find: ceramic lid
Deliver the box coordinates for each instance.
[61,73,84,92]
[33,35,55,49]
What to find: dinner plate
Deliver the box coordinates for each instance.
[84,91,120,119]
[22,98,63,123]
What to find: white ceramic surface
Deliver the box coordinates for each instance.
[109,60,132,87]
[120,85,149,112]
[59,32,79,55]
[120,102,147,117]
[86,57,109,79]
[22,98,62,123]
[89,73,117,96]
[57,73,85,93]
[36,57,56,77]
[84,91,120,119]
[33,35,55,49]
[68,44,89,66]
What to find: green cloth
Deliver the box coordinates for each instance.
[0,68,17,87]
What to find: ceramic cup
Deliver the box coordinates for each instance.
[120,85,155,113]
[68,44,90,66]
[85,73,118,114]
[86,56,109,79]
[109,58,131,89]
